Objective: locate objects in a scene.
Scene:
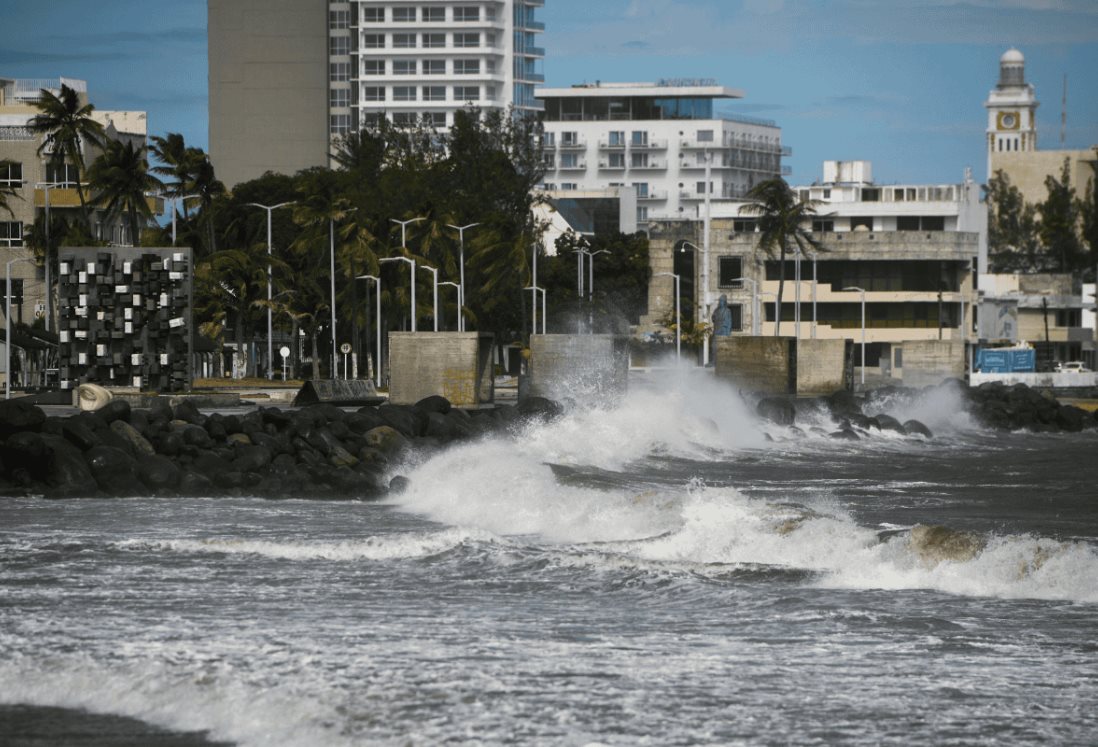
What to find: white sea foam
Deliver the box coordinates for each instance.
[115,527,487,562]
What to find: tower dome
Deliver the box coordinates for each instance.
[998,48,1025,87]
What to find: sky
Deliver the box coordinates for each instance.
[1,0,1095,186]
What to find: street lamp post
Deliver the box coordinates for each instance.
[247,201,295,379]
[391,216,425,251]
[810,252,818,339]
[158,193,200,247]
[524,286,546,335]
[330,208,358,378]
[446,222,479,332]
[584,249,609,301]
[356,274,381,387]
[380,256,416,332]
[5,257,33,399]
[679,240,712,363]
[440,281,461,331]
[35,180,70,333]
[655,271,681,360]
[418,264,439,332]
[843,286,867,386]
[794,245,802,339]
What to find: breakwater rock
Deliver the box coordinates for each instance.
[0,396,564,500]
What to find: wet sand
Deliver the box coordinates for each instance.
[0,705,232,746]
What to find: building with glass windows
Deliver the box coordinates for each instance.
[535,81,787,226]
[209,0,545,187]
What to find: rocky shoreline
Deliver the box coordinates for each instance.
[1,380,1095,500]
[0,394,563,500]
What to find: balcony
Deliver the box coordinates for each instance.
[680,139,719,150]
[630,139,668,150]
[637,190,667,201]
[630,160,666,170]
[557,160,587,171]
[597,160,626,170]
[34,187,83,208]
[517,20,545,31]
[516,45,545,57]
[598,139,627,150]
[557,139,586,150]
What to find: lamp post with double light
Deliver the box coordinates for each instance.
[418,264,439,332]
[329,207,357,378]
[356,274,381,387]
[247,201,295,379]
[439,281,461,331]
[678,240,712,363]
[843,286,867,385]
[655,271,681,360]
[446,222,479,332]
[380,256,416,332]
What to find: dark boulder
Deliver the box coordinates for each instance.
[874,413,905,433]
[192,451,233,477]
[903,419,933,438]
[347,409,385,435]
[826,390,863,419]
[180,424,214,449]
[173,399,204,426]
[40,434,95,498]
[757,397,795,426]
[2,431,52,480]
[98,399,132,425]
[1056,405,1088,432]
[156,430,185,457]
[85,445,143,495]
[415,395,452,415]
[389,475,411,494]
[516,396,564,423]
[364,425,410,456]
[110,420,156,457]
[232,444,273,473]
[62,418,102,451]
[378,405,426,438]
[178,470,217,496]
[0,399,46,438]
[137,455,182,492]
[829,428,860,441]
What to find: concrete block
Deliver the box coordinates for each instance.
[899,340,964,388]
[796,339,849,395]
[388,332,494,407]
[714,336,797,394]
[528,334,629,402]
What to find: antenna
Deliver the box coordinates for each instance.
[1061,73,1067,146]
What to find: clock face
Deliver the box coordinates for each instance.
[998,112,1019,130]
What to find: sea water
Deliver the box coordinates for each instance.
[2,377,1097,745]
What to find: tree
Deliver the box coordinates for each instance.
[1037,158,1085,274]
[986,169,1041,272]
[27,83,105,233]
[87,140,162,247]
[1078,155,1098,280]
[741,178,823,336]
[546,231,651,333]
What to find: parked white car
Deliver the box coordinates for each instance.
[1055,361,1092,373]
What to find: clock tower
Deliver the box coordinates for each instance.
[984,48,1038,179]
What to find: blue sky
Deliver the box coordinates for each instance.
[2,0,1095,186]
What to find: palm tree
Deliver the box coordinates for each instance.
[26,83,105,233]
[86,140,162,246]
[190,156,225,255]
[741,178,824,336]
[0,160,21,218]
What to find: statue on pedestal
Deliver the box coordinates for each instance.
[712,294,733,337]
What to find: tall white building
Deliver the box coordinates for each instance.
[210,0,545,187]
[984,48,1038,180]
[535,81,787,224]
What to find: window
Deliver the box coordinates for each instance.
[632,182,649,198]
[422,32,445,48]
[718,257,743,288]
[607,153,625,168]
[393,60,417,75]
[454,86,479,101]
[0,161,21,185]
[560,153,578,168]
[851,216,873,231]
[697,129,714,142]
[897,216,920,231]
[362,112,384,128]
[561,131,578,146]
[0,222,23,248]
[393,33,416,48]
[422,7,445,22]
[330,88,350,108]
[861,188,880,202]
[631,152,649,168]
[330,62,350,82]
[729,303,744,332]
[422,86,446,101]
[454,6,480,21]
[329,9,349,29]
[426,112,447,127]
[454,59,480,74]
[330,36,350,56]
[423,59,445,75]
[696,181,711,195]
[392,7,416,22]
[454,32,480,48]
[363,33,385,48]
[811,219,834,232]
[732,219,756,233]
[361,7,384,22]
[392,112,415,126]
[922,216,945,231]
[330,114,351,136]
[542,132,555,147]
[631,131,648,146]
[608,131,625,146]
[393,86,416,102]
[561,183,577,191]
[637,206,649,221]
[363,86,385,101]
[362,59,385,76]
[46,163,79,185]
[541,153,555,169]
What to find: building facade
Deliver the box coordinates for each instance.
[0,76,148,332]
[984,48,1097,204]
[535,81,787,225]
[643,161,982,382]
[209,0,546,188]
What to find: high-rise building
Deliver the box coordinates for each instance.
[209,0,546,188]
[535,81,787,225]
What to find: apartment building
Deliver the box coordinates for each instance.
[980,274,1095,369]
[535,81,787,225]
[644,161,984,381]
[209,0,545,187]
[0,76,148,328]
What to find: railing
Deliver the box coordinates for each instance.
[558,161,587,170]
[716,111,777,127]
[631,160,665,170]
[630,139,668,150]
[516,45,545,57]
[597,161,626,170]
[10,77,87,102]
[598,139,627,149]
[557,139,586,150]
[637,190,667,201]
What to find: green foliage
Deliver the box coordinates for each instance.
[986,169,1041,271]
[1077,157,1098,280]
[86,139,162,247]
[1037,158,1086,274]
[0,159,20,218]
[742,178,824,336]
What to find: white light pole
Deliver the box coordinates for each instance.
[584,249,609,300]
[531,240,539,336]
[702,151,713,362]
[440,281,461,331]
[330,207,358,378]
[157,193,199,247]
[679,240,711,362]
[446,222,479,332]
[810,252,818,339]
[418,264,439,331]
[35,180,69,333]
[380,256,416,332]
[356,274,381,387]
[525,286,546,335]
[794,245,802,339]
[655,271,681,360]
[247,201,295,379]
[843,286,867,386]
[391,216,425,251]
[5,257,33,399]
